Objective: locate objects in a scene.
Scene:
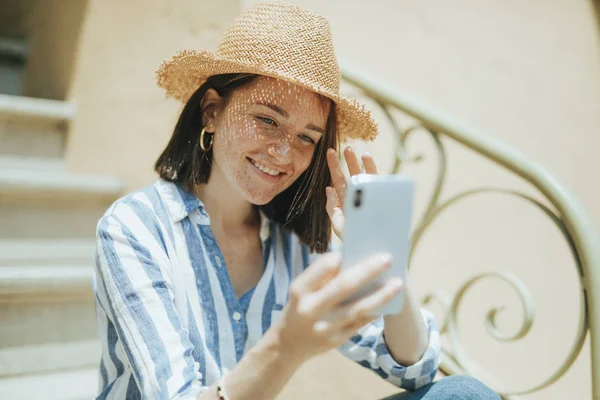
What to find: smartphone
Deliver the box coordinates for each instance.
[340,173,414,316]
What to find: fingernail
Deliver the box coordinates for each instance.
[389,278,403,289]
[379,253,393,265]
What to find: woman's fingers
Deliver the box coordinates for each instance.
[327,148,346,203]
[361,152,378,174]
[325,186,344,237]
[290,253,341,295]
[343,278,403,321]
[328,147,379,203]
[277,255,396,359]
[315,278,402,332]
[308,279,402,348]
[311,312,379,348]
[315,253,393,311]
[343,147,362,176]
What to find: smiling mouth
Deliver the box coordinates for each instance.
[247,157,284,176]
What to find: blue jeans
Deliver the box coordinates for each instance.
[380,376,501,400]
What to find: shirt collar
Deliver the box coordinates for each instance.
[156,179,203,223]
[156,179,271,241]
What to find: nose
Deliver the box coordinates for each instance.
[267,141,291,164]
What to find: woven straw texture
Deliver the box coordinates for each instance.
[156,1,378,141]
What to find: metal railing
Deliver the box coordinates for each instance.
[340,61,600,399]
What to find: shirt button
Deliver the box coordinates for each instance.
[233,312,242,321]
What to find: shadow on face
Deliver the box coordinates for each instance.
[203,76,331,205]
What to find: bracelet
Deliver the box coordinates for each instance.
[216,370,231,400]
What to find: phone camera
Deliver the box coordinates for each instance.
[354,189,362,208]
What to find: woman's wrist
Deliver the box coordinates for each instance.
[383,288,429,366]
[260,322,307,369]
[209,325,303,400]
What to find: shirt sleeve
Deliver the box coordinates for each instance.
[94,204,206,399]
[337,308,441,391]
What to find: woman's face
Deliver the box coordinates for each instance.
[204,76,329,205]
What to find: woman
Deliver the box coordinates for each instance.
[94,2,499,399]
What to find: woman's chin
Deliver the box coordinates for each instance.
[248,192,277,206]
[241,185,277,206]
[250,198,272,206]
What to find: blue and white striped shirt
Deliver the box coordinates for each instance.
[93,179,441,399]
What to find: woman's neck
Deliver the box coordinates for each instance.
[193,172,259,234]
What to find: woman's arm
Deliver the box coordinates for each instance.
[96,205,205,399]
[383,287,430,365]
[199,251,402,400]
[337,304,440,392]
[196,326,301,400]
[324,147,441,390]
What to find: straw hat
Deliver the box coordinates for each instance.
[156,1,377,141]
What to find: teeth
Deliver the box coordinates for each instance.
[251,159,280,176]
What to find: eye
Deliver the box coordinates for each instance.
[256,116,277,127]
[298,134,316,145]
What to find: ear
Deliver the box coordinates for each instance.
[200,88,222,132]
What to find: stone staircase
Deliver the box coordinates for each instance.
[0,37,124,399]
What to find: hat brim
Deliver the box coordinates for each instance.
[156,50,378,141]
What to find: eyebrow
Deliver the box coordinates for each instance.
[256,102,325,134]
[257,102,288,118]
[305,123,324,134]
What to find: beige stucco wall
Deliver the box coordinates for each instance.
[63,0,599,398]
[66,0,243,191]
[21,0,87,100]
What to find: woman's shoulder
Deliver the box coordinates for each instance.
[97,179,175,232]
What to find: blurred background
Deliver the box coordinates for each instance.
[0,0,598,399]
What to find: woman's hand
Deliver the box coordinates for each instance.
[321,148,429,369]
[326,146,378,238]
[270,252,403,365]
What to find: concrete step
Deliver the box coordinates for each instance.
[0,265,93,302]
[0,366,98,400]
[0,155,67,171]
[0,340,100,379]
[0,156,124,207]
[0,203,107,239]
[0,94,74,158]
[0,94,74,122]
[0,267,98,377]
[0,239,96,266]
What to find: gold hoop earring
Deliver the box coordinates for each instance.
[199,127,214,152]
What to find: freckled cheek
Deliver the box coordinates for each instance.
[217,115,261,139]
[292,151,314,176]
[214,123,265,156]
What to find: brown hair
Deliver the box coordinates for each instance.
[155,73,337,253]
